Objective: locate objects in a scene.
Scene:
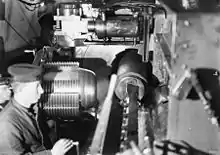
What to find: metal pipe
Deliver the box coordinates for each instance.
[142,7,151,62]
[83,40,136,46]
[72,141,80,155]
[88,17,139,38]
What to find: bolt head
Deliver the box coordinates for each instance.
[182,43,188,49]
[184,20,190,26]
[181,64,187,69]
[211,117,218,125]
[172,74,177,79]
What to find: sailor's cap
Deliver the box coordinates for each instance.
[8,63,42,82]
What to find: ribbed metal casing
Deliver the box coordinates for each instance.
[40,62,97,119]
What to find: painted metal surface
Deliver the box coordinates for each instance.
[165,13,220,154]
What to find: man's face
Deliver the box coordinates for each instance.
[21,81,44,104]
[0,85,11,103]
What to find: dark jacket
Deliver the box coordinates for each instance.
[0,99,52,155]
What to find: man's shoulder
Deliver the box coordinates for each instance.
[0,118,17,134]
[0,103,19,126]
[0,115,22,137]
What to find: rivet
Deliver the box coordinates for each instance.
[213,71,219,77]
[204,91,212,100]
[179,149,188,154]
[184,20,190,26]
[211,117,218,125]
[163,62,167,66]
[143,148,151,154]
[168,144,175,150]
[173,54,178,59]
[144,136,149,141]
[181,64,187,69]
[154,37,159,43]
[188,128,192,131]
[172,74,177,79]
[202,101,208,106]
[204,105,210,110]
[168,85,172,90]
[182,43,188,49]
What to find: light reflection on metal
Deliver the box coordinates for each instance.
[171,69,192,100]
[90,74,117,155]
[155,34,175,79]
[119,96,130,152]
[181,0,198,10]
[41,62,97,119]
[87,17,139,39]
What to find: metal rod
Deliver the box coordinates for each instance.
[90,74,117,155]
[83,40,136,46]
[73,141,80,155]
[143,7,151,62]
[138,108,147,151]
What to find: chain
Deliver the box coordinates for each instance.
[172,68,220,128]
[190,71,220,128]
[119,97,130,152]
[138,107,147,151]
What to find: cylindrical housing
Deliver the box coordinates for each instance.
[88,16,139,38]
[41,62,97,119]
[58,3,80,16]
[113,49,147,100]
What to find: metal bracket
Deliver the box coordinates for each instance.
[171,68,219,127]
[171,68,192,100]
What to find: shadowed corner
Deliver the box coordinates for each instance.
[186,68,220,124]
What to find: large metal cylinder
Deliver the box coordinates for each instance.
[114,49,147,100]
[88,16,139,39]
[40,62,97,119]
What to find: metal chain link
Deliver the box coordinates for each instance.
[172,68,220,128]
[119,97,130,152]
[190,71,220,128]
[138,107,147,151]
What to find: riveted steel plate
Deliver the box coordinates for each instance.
[167,13,220,154]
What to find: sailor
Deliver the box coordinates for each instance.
[0,77,11,110]
[0,63,74,155]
